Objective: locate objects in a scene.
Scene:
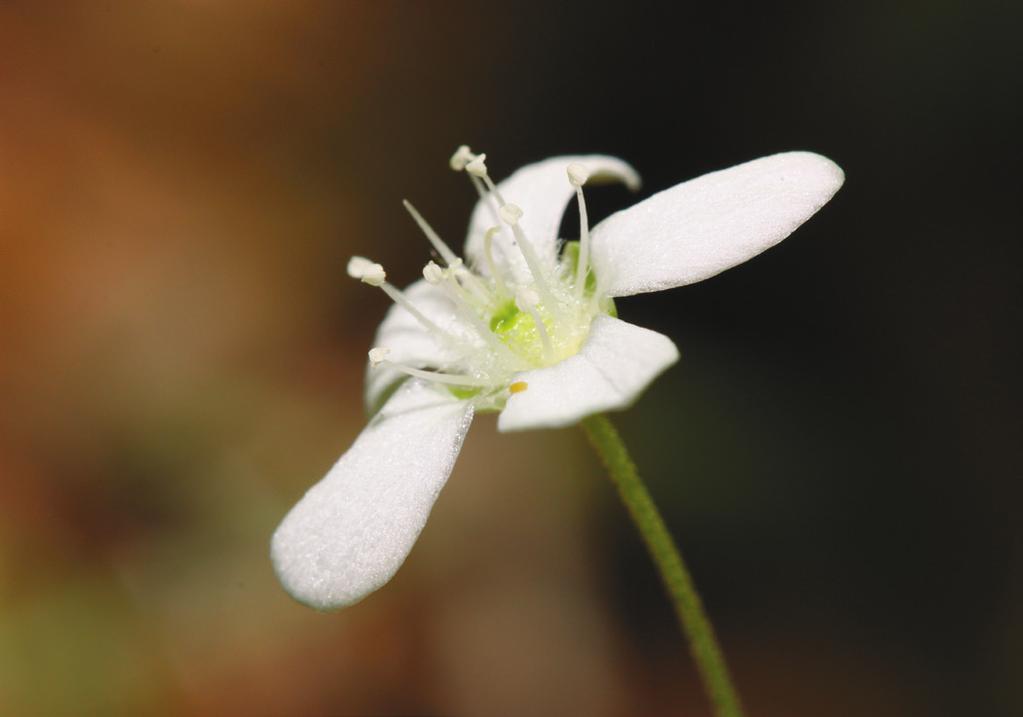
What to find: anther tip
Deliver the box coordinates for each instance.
[567,162,591,187]
[347,256,386,286]
[515,287,539,310]
[499,203,523,225]
[368,347,391,367]
[346,255,372,277]
[422,261,444,284]
[465,154,488,178]
[449,145,474,171]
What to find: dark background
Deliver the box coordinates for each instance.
[1,2,1019,715]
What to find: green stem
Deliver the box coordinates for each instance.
[581,414,745,717]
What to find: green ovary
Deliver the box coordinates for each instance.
[489,298,588,367]
[481,243,620,369]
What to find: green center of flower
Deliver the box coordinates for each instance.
[489,300,562,366]
[353,148,612,410]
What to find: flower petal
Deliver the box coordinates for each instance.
[590,152,845,297]
[465,155,640,283]
[497,315,678,432]
[272,380,474,610]
[364,279,465,414]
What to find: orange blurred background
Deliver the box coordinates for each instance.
[1,2,1019,715]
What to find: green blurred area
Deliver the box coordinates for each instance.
[0,1,1019,715]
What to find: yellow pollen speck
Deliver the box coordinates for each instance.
[509,381,528,394]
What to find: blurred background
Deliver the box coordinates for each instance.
[1,2,1020,715]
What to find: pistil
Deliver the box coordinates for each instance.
[516,288,554,364]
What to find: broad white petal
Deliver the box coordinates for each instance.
[465,155,640,284]
[497,315,678,432]
[364,279,465,414]
[272,380,474,610]
[590,152,844,297]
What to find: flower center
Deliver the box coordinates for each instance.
[350,147,611,409]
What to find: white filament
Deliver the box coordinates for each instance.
[403,200,458,266]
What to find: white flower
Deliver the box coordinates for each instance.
[272,148,844,610]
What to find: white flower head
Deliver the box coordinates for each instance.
[272,148,845,610]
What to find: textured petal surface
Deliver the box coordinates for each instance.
[364,279,465,414]
[590,152,844,297]
[497,315,678,432]
[272,380,474,610]
[465,155,640,284]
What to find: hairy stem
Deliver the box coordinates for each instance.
[581,414,745,717]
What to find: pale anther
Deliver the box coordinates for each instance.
[422,261,445,284]
[515,287,539,310]
[347,256,386,287]
[499,203,523,225]
[567,162,591,187]
[465,154,488,178]
[368,347,391,367]
[449,145,474,172]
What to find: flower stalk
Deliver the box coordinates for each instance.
[581,414,745,717]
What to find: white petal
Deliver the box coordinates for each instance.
[497,315,678,432]
[364,279,465,414]
[465,155,640,283]
[272,380,474,610]
[590,152,845,297]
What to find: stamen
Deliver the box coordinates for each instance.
[430,261,479,308]
[498,203,522,224]
[509,380,528,394]
[368,347,391,367]
[500,203,559,314]
[370,352,494,388]
[449,145,475,171]
[470,174,516,269]
[483,227,509,296]
[428,261,520,363]
[455,146,514,270]
[422,260,445,285]
[516,288,554,363]
[348,255,456,343]
[567,162,591,187]
[347,256,386,286]
[402,200,459,266]
[446,258,493,305]
[465,154,488,179]
[379,281,449,339]
[469,173,501,224]
[567,163,592,298]
[471,156,507,205]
